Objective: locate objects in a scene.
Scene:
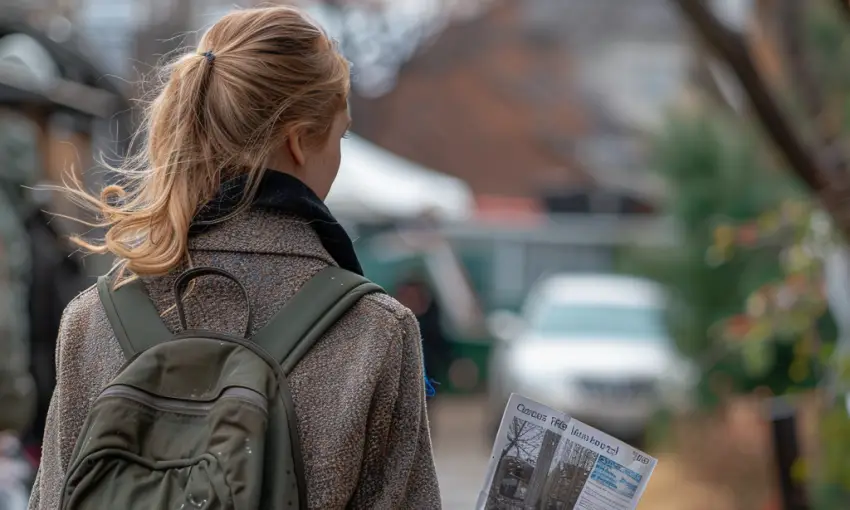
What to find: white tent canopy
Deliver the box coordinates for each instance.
[325,134,474,222]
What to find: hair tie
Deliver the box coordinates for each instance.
[201,50,216,64]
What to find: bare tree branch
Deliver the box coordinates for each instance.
[500,417,545,462]
[671,0,850,238]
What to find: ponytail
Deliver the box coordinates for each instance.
[61,6,350,286]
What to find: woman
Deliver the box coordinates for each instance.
[29,6,441,509]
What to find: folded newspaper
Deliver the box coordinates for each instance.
[477,394,657,510]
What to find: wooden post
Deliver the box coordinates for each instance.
[769,398,810,510]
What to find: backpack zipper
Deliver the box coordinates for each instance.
[99,385,268,415]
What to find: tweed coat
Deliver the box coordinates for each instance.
[28,175,442,509]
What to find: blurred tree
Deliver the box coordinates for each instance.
[0,113,36,436]
[640,110,807,403]
[671,0,850,233]
[665,0,850,506]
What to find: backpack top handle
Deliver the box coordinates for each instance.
[173,266,254,338]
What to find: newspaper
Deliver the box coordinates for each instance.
[477,394,657,510]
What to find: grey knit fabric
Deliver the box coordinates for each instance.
[29,210,442,509]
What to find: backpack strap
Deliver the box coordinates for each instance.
[96,275,172,360]
[251,266,384,374]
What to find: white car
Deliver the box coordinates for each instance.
[487,273,696,444]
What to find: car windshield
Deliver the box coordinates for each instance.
[528,303,667,340]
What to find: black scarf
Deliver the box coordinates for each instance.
[190,170,363,276]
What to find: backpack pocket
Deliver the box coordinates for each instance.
[61,384,269,510]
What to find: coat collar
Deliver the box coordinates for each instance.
[188,171,363,275]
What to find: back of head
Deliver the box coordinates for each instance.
[67,6,350,283]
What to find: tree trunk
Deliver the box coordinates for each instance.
[525,429,561,508]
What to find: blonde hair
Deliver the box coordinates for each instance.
[66,6,349,285]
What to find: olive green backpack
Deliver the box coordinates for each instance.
[60,266,383,510]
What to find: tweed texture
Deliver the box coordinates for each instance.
[28,210,442,509]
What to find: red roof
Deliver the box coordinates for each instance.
[474,194,545,225]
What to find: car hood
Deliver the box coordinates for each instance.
[509,336,677,379]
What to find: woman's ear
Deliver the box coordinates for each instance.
[286,129,307,167]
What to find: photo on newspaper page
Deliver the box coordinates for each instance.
[477,394,657,510]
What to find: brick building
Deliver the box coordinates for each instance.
[347,0,694,214]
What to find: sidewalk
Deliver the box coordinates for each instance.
[637,453,738,510]
[430,395,492,509]
[429,394,757,510]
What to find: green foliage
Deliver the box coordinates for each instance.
[812,396,850,508]
[628,109,846,413]
[630,2,850,500]
[807,1,850,99]
[642,112,799,363]
[653,114,797,223]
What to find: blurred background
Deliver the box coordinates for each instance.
[1,0,850,509]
